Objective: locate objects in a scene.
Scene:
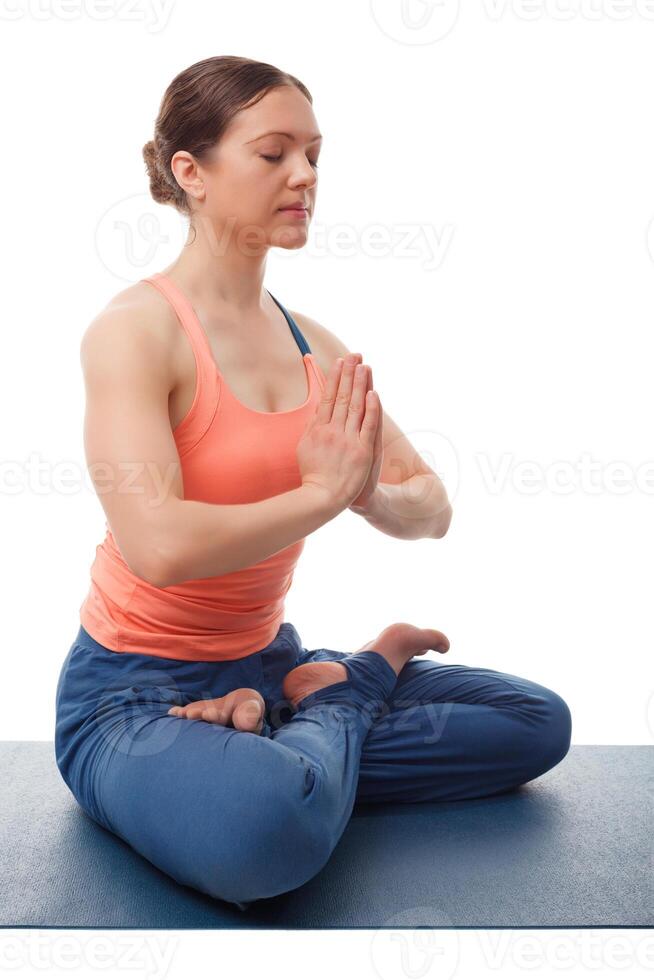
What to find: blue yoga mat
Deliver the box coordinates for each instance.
[0,742,651,928]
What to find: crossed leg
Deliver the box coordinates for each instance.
[297,645,573,804]
[168,621,573,807]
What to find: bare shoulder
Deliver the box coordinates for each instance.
[80,279,179,381]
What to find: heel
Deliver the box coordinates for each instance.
[296,649,397,717]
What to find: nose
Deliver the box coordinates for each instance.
[288,155,317,191]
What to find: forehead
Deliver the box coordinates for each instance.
[225,85,321,144]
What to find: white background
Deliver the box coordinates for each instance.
[1,1,652,976]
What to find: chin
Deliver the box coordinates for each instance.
[269,228,310,250]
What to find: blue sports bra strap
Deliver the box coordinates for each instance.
[267,290,312,355]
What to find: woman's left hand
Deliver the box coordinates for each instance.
[349,359,384,511]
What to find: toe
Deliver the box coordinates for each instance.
[426,629,449,652]
[232,698,265,733]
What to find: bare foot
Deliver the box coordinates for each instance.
[353,622,449,674]
[282,622,449,708]
[167,687,266,735]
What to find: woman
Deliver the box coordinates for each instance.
[54,55,572,911]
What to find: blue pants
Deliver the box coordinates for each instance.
[54,621,572,910]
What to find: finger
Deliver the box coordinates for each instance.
[308,357,344,429]
[331,354,362,428]
[331,354,364,429]
[314,354,361,429]
[343,362,370,436]
[373,381,384,455]
[339,360,369,433]
[358,388,380,448]
[313,357,346,426]
[364,364,383,457]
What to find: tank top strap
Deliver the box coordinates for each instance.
[305,349,326,393]
[267,291,312,356]
[266,292,328,395]
[141,272,219,456]
[142,273,217,367]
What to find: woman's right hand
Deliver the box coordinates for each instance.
[296,353,380,513]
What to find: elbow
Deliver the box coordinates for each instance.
[142,501,184,588]
[143,560,173,590]
[110,506,180,588]
[126,551,171,589]
[432,502,453,539]
[145,537,179,589]
[129,526,179,589]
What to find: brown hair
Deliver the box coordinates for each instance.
[142,55,313,215]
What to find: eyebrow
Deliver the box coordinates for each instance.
[246,130,323,144]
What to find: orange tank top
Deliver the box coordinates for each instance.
[79,272,327,661]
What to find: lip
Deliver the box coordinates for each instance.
[278,206,309,218]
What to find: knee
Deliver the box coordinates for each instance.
[209,802,333,907]
[197,754,334,906]
[526,687,573,777]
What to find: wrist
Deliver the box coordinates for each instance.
[300,481,345,521]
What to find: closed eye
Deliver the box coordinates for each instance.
[261,154,319,169]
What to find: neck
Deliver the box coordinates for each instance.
[163,216,270,315]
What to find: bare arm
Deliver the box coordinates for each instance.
[81,301,340,589]
[156,487,338,586]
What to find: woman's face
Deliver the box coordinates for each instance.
[189,84,321,252]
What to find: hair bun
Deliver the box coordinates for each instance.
[142,139,174,205]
